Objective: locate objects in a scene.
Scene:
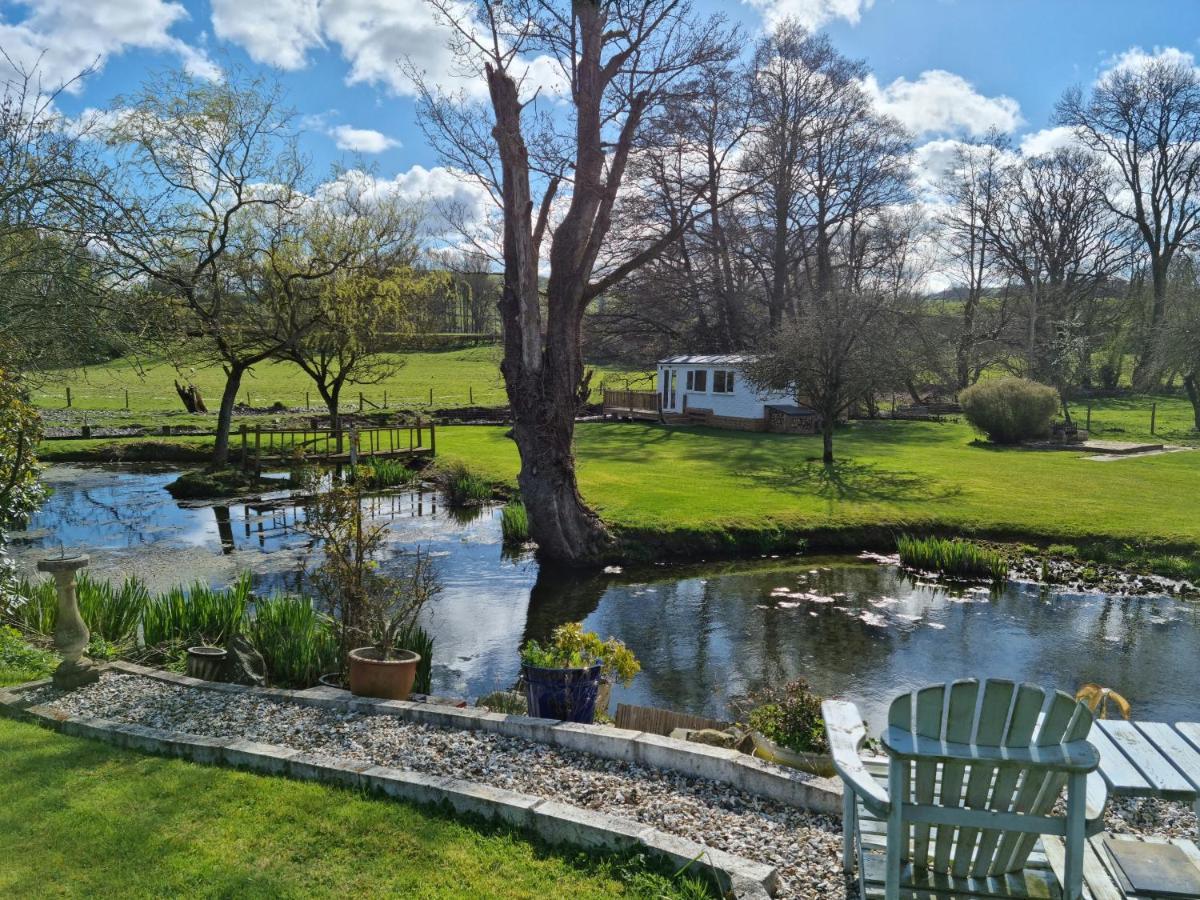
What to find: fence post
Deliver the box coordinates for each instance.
[246,390,251,407]
[305,391,309,411]
[429,387,434,406]
[348,428,359,470]
[469,385,473,405]
[430,420,436,456]
[1086,403,1092,432]
[416,415,423,448]
[1151,402,1157,435]
[359,392,364,413]
[240,424,249,471]
[383,390,387,407]
[124,389,129,411]
[66,386,72,408]
[254,426,262,477]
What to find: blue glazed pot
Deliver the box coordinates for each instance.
[522,663,603,723]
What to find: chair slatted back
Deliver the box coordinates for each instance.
[886,678,1093,877]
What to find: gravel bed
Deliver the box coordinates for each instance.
[1106,796,1199,838]
[28,673,848,900]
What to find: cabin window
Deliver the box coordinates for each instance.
[713,370,735,393]
[686,369,707,392]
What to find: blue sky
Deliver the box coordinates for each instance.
[5,0,1200,201]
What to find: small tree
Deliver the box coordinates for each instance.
[959,377,1059,444]
[0,368,44,607]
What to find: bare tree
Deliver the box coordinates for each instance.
[414,0,737,564]
[986,148,1132,399]
[96,66,351,466]
[1057,55,1200,387]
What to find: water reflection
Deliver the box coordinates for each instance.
[12,465,1199,732]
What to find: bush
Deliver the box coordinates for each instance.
[897,534,1008,581]
[0,625,57,683]
[247,595,340,689]
[959,377,1059,444]
[745,680,828,755]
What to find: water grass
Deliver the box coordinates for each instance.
[442,461,492,507]
[500,500,529,544]
[364,458,418,489]
[142,573,251,649]
[76,574,150,644]
[395,622,435,695]
[896,534,1009,581]
[246,594,339,688]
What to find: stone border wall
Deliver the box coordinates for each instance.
[0,669,791,899]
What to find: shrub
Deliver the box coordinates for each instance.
[0,625,57,683]
[746,680,828,755]
[520,622,641,686]
[959,376,1059,444]
[442,462,492,507]
[500,501,529,544]
[247,594,340,688]
[897,534,1008,581]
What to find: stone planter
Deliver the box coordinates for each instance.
[750,731,836,777]
[348,647,420,700]
[186,646,228,681]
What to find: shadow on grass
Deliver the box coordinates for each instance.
[743,459,963,502]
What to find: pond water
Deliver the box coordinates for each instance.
[12,464,1200,732]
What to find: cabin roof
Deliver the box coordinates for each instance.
[657,354,753,365]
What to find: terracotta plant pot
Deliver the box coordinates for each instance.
[186,646,227,681]
[348,647,420,700]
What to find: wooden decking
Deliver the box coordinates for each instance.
[602,388,662,421]
[240,423,435,473]
[855,756,1200,899]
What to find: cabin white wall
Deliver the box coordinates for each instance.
[658,365,792,419]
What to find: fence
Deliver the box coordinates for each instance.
[602,388,661,421]
[240,422,435,474]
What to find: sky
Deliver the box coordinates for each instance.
[5,0,1200,211]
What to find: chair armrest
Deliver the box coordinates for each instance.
[823,700,890,816]
[882,727,1100,773]
[1085,770,1109,832]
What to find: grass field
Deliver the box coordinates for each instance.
[0,654,709,899]
[40,418,1200,554]
[33,347,651,424]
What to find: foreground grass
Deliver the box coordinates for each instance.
[33,346,648,422]
[431,420,1200,553]
[0,659,710,899]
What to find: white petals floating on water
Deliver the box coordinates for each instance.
[603,565,622,574]
[927,622,946,629]
[858,551,901,565]
[859,612,888,627]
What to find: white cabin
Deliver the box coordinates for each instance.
[655,355,817,432]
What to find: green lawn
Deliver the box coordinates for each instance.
[0,653,708,899]
[33,347,650,424]
[430,420,1200,552]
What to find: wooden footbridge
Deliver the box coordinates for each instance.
[240,422,435,474]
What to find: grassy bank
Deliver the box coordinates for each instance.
[37,418,1200,570]
[0,655,710,898]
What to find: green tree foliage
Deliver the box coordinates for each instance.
[0,369,44,605]
[959,376,1059,444]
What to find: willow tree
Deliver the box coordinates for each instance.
[415,0,736,564]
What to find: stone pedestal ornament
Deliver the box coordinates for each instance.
[36,553,99,689]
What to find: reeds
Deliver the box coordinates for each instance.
[246,594,339,688]
[896,534,1009,581]
[500,501,529,544]
[142,572,251,648]
[442,462,492,507]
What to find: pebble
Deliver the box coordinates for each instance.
[31,673,847,899]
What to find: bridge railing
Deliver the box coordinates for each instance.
[241,421,435,473]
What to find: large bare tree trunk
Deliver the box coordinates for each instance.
[1185,372,1200,431]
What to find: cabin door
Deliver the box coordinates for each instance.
[662,369,677,410]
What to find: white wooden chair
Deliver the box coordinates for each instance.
[823,679,1109,900]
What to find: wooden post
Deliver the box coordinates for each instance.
[359,392,364,412]
[124,389,129,411]
[1151,402,1157,435]
[305,391,309,411]
[416,415,423,448]
[383,390,387,407]
[254,426,262,476]
[348,428,359,470]
[1085,403,1091,432]
[430,420,436,456]
[469,385,474,405]
[240,425,249,471]
[246,389,251,407]
[66,386,72,408]
[429,387,433,406]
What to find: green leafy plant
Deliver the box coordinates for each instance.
[745,679,829,755]
[76,574,149,644]
[897,534,1008,581]
[520,622,640,687]
[477,690,528,715]
[247,594,340,688]
[394,621,434,694]
[366,458,418,489]
[500,500,529,544]
[959,376,1059,444]
[442,462,492,507]
[142,573,251,650]
[0,625,57,682]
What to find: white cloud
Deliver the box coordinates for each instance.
[864,70,1023,138]
[1018,126,1078,157]
[911,138,969,192]
[0,0,218,92]
[329,124,400,153]
[321,165,493,236]
[211,0,321,70]
[1101,45,1200,78]
[743,0,874,30]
